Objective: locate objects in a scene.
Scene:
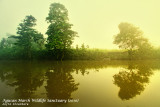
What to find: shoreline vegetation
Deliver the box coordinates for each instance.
[1,47,160,60]
[0,3,160,61]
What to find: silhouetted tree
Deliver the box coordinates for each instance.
[12,15,44,59]
[113,22,152,60]
[46,3,77,60]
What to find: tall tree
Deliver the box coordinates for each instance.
[113,22,151,60]
[46,3,77,60]
[14,15,44,59]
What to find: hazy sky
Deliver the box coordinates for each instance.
[0,0,160,49]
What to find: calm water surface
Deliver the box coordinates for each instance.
[0,60,160,107]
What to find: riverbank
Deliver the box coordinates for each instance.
[0,48,160,60]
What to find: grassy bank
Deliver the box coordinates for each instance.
[1,47,160,60]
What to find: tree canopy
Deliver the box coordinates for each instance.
[113,22,152,59]
[45,3,77,51]
[13,15,44,59]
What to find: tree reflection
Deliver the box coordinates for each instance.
[1,60,158,102]
[45,64,79,103]
[113,62,153,100]
[0,61,91,100]
[0,61,46,98]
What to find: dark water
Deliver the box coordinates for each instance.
[0,60,160,107]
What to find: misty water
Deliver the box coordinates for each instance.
[0,60,160,107]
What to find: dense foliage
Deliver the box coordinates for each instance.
[46,3,77,60]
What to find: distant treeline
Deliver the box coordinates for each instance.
[0,3,160,60]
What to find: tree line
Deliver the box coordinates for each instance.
[0,3,160,60]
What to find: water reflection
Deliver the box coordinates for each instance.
[45,64,79,100]
[0,61,45,98]
[0,60,160,106]
[113,61,153,100]
[0,61,92,100]
[0,61,117,101]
